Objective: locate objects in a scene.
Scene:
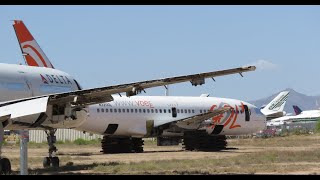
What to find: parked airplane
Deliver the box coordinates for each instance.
[260,91,290,120]
[0,20,265,174]
[267,105,320,127]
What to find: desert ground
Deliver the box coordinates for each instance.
[2,134,320,175]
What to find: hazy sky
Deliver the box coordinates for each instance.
[0,5,319,101]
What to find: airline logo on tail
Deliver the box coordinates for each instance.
[293,105,302,115]
[13,20,54,69]
[268,92,289,111]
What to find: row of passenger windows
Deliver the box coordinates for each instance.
[97,108,250,114]
[97,108,195,114]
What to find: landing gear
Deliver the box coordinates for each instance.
[182,131,227,151]
[101,136,144,154]
[0,123,11,175]
[43,129,59,168]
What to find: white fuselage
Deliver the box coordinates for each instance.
[0,63,266,137]
[267,110,320,126]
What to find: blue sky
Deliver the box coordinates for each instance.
[0,5,319,101]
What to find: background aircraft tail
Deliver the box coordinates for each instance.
[293,105,302,115]
[13,20,55,68]
[261,91,290,116]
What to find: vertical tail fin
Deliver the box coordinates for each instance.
[261,91,290,116]
[293,105,302,115]
[12,20,55,68]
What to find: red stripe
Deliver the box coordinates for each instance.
[25,55,39,67]
[23,44,48,67]
[13,20,34,43]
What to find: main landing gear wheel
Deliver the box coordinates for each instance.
[183,131,227,151]
[0,158,12,175]
[101,136,144,154]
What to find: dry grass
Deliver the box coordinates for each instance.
[3,134,320,174]
[89,149,320,174]
[228,134,320,147]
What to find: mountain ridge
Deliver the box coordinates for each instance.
[250,88,320,114]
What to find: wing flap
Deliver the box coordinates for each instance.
[0,97,49,119]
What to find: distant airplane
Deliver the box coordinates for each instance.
[267,105,320,127]
[260,91,290,120]
[0,20,265,174]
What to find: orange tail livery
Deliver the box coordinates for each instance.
[13,20,54,68]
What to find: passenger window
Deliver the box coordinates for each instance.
[114,109,117,113]
[143,109,146,113]
[204,110,207,113]
[106,109,109,113]
[147,109,150,113]
[155,109,158,113]
[200,110,202,113]
[123,109,125,113]
[192,110,195,113]
[185,109,187,113]
[110,109,113,113]
[97,109,100,113]
[135,109,138,113]
[101,109,104,113]
[151,109,154,113]
[164,109,166,113]
[159,109,162,113]
[177,109,180,113]
[131,109,134,113]
[127,109,129,113]
[188,109,191,113]
[139,109,142,113]
[168,109,171,113]
[119,109,121,113]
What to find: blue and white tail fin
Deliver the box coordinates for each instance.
[293,105,302,115]
[261,91,290,116]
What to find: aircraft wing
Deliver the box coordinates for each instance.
[0,66,253,129]
[153,107,232,134]
[34,65,255,107]
[174,107,232,130]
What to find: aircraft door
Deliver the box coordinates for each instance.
[172,107,177,118]
[244,105,250,121]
